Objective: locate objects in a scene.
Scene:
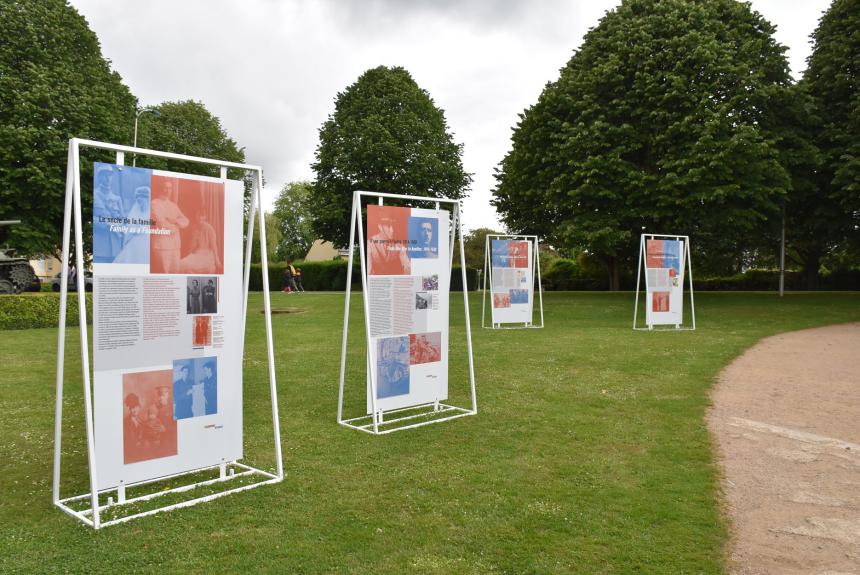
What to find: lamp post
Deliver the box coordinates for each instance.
[132,107,159,166]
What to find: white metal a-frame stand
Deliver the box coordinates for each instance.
[481,234,545,329]
[337,190,477,435]
[53,139,283,529]
[633,233,696,331]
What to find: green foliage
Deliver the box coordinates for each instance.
[693,268,860,291]
[0,0,137,256]
[457,227,503,270]
[250,211,283,264]
[272,181,315,261]
[134,100,246,180]
[311,66,472,247]
[493,0,794,287]
[804,0,860,264]
[0,292,92,330]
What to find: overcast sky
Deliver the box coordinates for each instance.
[70,0,831,231]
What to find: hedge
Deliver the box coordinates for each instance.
[539,262,860,291]
[249,260,479,291]
[0,293,93,330]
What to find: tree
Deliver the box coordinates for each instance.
[311,66,471,247]
[135,100,246,180]
[460,227,503,270]
[803,0,860,275]
[0,0,137,256]
[492,0,793,289]
[272,181,315,261]
[250,211,282,264]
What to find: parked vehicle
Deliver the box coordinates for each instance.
[51,271,93,292]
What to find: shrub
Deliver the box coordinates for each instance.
[0,293,93,330]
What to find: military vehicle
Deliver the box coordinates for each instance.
[0,221,39,294]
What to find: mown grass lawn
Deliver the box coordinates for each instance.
[1,291,858,574]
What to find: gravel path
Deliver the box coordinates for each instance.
[708,323,860,575]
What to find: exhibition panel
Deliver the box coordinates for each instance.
[338,191,477,434]
[53,139,282,529]
[633,233,696,331]
[481,234,544,329]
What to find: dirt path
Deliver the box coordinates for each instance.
[708,323,860,575]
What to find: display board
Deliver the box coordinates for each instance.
[93,163,244,489]
[90,163,243,490]
[337,191,476,435]
[365,204,450,413]
[490,238,533,324]
[633,233,695,330]
[481,234,543,329]
[644,238,684,326]
[53,139,281,529]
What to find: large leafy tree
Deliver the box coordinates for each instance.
[311,66,471,247]
[803,0,860,273]
[272,181,315,261]
[135,100,246,180]
[493,0,793,288]
[0,0,137,255]
[135,100,250,217]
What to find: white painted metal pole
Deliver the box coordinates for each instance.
[337,196,359,423]
[241,172,258,347]
[779,209,785,297]
[535,237,544,328]
[52,143,76,504]
[354,196,379,433]
[255,172,283,479]
[633,234,644,330]
[70,140,101,528]
[687,237,696,330]
[457,203,478,414]
[481,235,489,328]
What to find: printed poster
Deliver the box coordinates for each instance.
[91,162,243,490]
[366,204,449,413]
[489,238,534,325]
[644,238,685,326]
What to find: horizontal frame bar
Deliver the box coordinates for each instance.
[355,190,461,205]
[56,463,278,529]
[73,138,261,170]
[340,404,475,435]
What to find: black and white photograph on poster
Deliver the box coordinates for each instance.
[173,356,218,419]
[422,275,439,291]
[186,276,218,314]
[415,292,431,310]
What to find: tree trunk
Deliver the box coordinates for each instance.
[804,252,821,290]
[606,256,620,291]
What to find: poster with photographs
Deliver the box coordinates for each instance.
[92,163,243,491]
[644,238,685,326]
[365,205,449,413]
[489,238,534,325]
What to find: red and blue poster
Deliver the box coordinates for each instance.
[490,237,534,324]
[644,238,685,326]
[365,204,449,413]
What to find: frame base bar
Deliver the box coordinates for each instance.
[55,463,281,529]
[632,326,696,332]
[339,403,475,435]
[485,323,544,330]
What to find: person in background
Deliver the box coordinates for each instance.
[282,265,295,293]
[294,266,305,292]
[282,260,299,294]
